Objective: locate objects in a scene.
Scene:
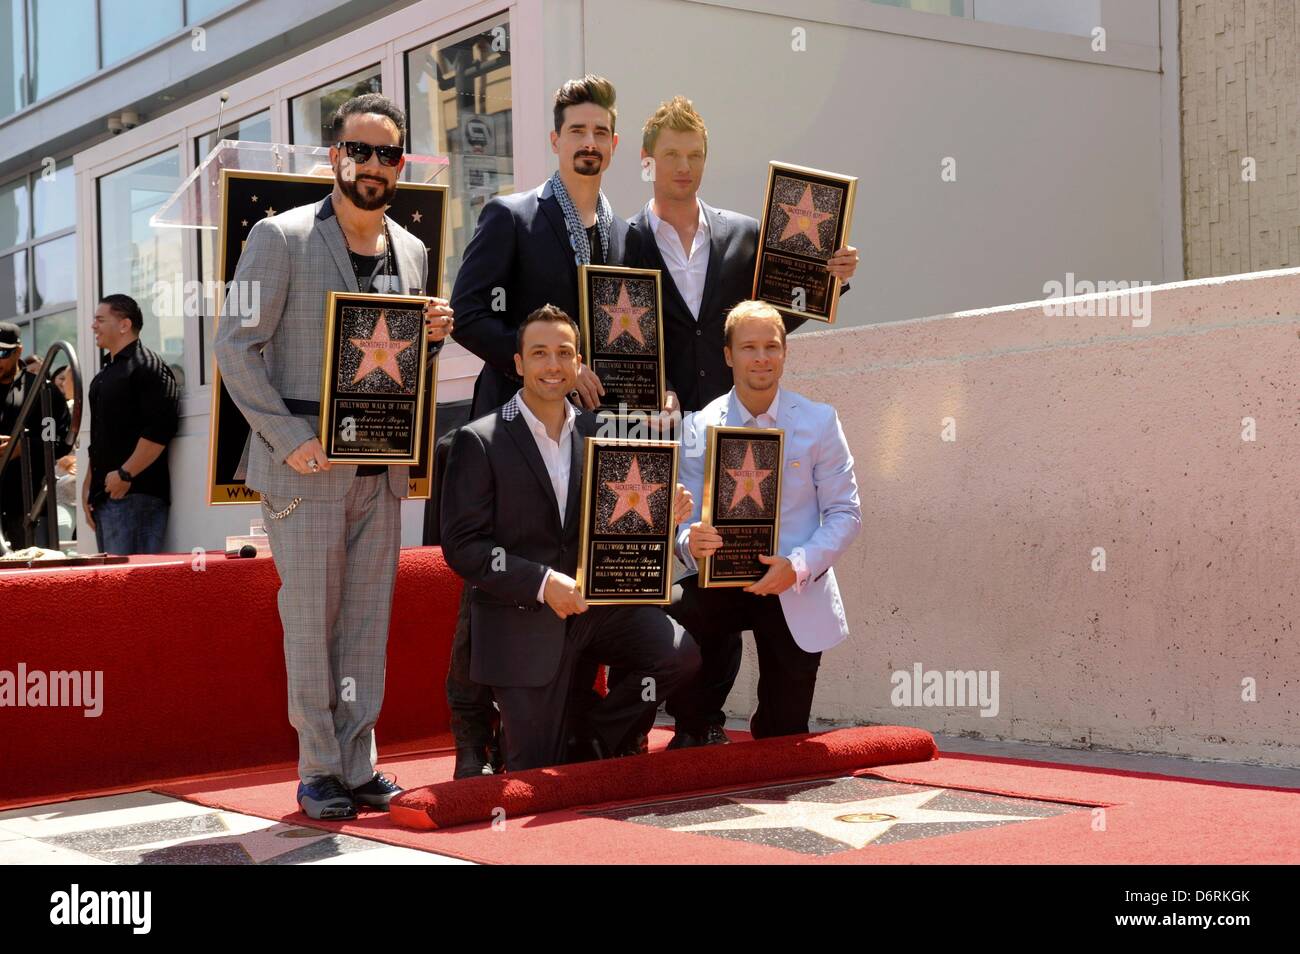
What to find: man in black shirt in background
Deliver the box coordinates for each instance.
[83,294,180,555]
[0,322,73,549]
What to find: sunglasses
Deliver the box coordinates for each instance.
[336,140,404,167]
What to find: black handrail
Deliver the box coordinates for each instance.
[0,339,82,554]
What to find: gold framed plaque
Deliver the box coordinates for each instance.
[576,437,679,604]
[207,169,447,503]
[577,264,666,415]
[753,161,857,324]
[700,425,784,588]
[319,291,431,465]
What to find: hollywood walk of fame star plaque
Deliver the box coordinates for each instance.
[208,166,448,502]
[318,292,431,465]
[577,265,666,416]
[700,425,784,588]
[753,161,857,324]
[576,437,680,604]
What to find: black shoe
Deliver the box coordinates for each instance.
[351,771,402,810]
[666,727,704,751]
[453,746,493,780]
[566,733,609,763]
[297,776,357,820]
[702,725,732,746]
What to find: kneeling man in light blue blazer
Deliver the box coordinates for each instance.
[666,300,862,746]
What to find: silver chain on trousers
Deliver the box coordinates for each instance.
[261,494,303,520]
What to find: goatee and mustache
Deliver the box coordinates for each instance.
[572,149,603,176]
[336,165,397,210]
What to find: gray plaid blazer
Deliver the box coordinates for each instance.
[214,195,429,501]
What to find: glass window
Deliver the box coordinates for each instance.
[290,64,381,147]
[0,248,26,318]
[195,108,272,163]
[0,175,27,248]
[196,108,271,385]
[972,0,1100,36]
[34,307,75,357]
[101,0,182,66]
[28,0,95,100]
[186,0,235,23]
[32,232,73,310]
[33,159,74,236]
[406,13,514,294]
[872,0,964,15]
[97,148,184,382]
[1,0,24,119]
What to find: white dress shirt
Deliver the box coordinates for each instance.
[734,387,810,592]
[507,390,577,602]
[646,199,711,320]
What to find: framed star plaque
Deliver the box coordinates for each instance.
[577,264,666,416]
[753,161,857,324]
[319,291,431,465]
[576,437,680,604]
[700,425,784,588]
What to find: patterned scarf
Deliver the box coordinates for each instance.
[548,170,612,265]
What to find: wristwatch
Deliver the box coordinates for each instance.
[116,467,134,483]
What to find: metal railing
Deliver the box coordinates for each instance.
[0,340,82,555]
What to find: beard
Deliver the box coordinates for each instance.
[337,169,397,211]
[571,151,603,177]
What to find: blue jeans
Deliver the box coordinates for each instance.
[94,493,169,555]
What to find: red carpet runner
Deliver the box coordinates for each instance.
[390,726,938,830]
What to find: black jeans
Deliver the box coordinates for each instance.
[665,575,822,739]
[445,587,498,749]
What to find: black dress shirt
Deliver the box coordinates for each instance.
[87,339,180,504]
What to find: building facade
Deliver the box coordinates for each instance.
[0,0,1182,553]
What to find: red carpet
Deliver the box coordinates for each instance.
[154,730,1300,864]
[0,547,461,809]
[390,726,937,829]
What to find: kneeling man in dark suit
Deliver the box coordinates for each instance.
[440,305,701,771]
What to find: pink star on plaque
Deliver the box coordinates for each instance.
[777,184,832,251]
[726,442,772,512]
[350,310,413,387]
[605,456,664,527]
[600,281,651,347]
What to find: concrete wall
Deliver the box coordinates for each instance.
[1181,0,1300,278]
[573,0,1179,328]
[723,266,1300,767]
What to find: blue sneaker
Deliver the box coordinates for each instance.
[297,776,357,820]
[351,772,402,810]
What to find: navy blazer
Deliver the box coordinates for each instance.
[627,201,810,413]
[451,183,635,418]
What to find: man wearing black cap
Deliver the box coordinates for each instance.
[84,295,180,554]
[0,321,73,549]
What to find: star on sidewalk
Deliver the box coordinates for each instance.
[725,442,772,512]
[350,310,414,387]
[777,184,832,250]
[605,455,664,527]
[673,787,1040,851]
[600,281,651,347]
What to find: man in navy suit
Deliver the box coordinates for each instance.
[627,96,859,415]
[621,96,859,746]
[446,76,649,777]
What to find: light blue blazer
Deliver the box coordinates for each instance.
[675,388,862,652]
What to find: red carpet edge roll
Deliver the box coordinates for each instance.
[390,725,938,830]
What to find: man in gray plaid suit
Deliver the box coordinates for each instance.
[215,94,454,820]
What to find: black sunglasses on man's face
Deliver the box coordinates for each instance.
[336,140,404,167]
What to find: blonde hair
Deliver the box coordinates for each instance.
[641,95,708,155]
[723,300,786,348]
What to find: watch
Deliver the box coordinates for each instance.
[116,467,134,483]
